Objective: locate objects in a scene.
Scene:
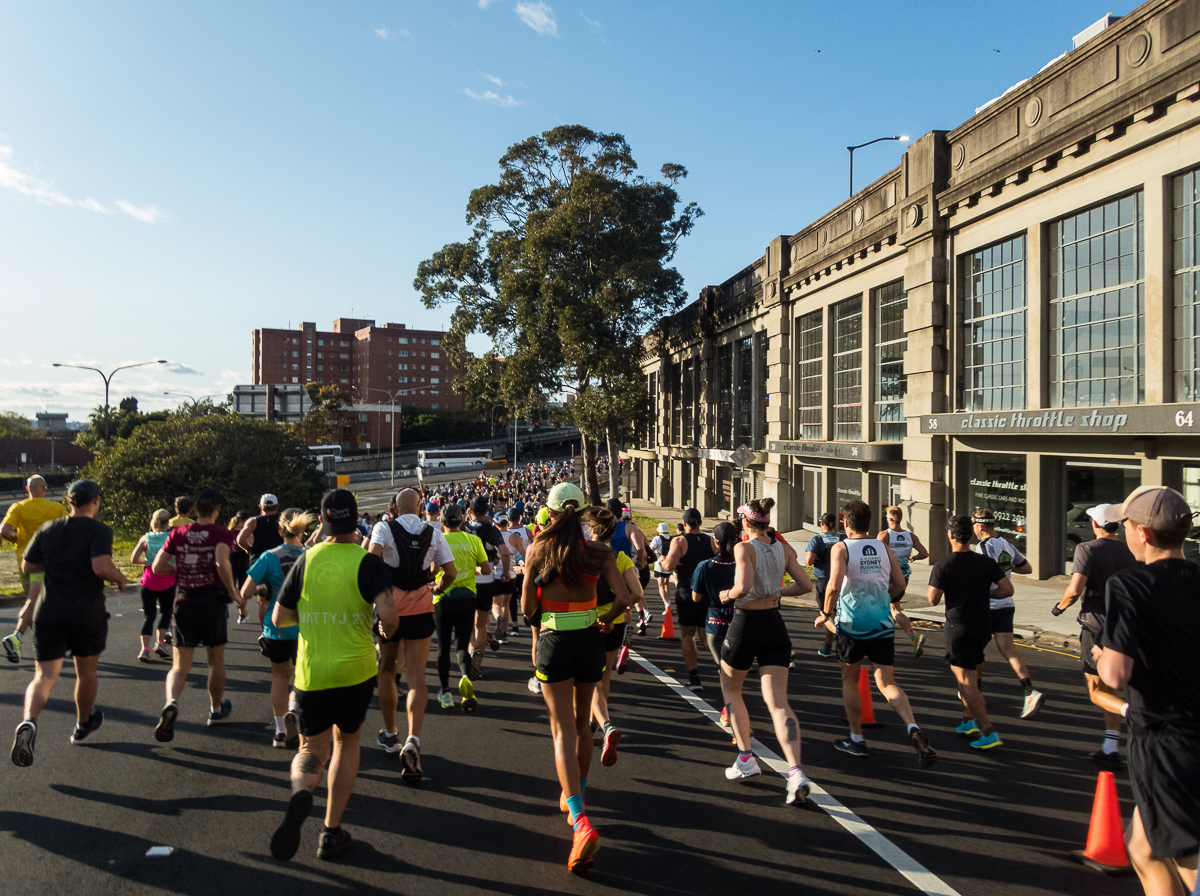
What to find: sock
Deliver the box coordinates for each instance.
[580,777,587,799]
[1102,730,1120,754]
[688,667,699,680]
[386,727,398,736]
[788,765,802,777]
[166,698,178,707]
[738,750,753,762]
[288,701,299,713]
[322,824,340,833]
[1019,677,1033,697]
[407,735,420,748]
[13,630,22,642]
[566,794,585,829]
[907,723,920,735]
[274,715,286,734]
[850,733,865,743]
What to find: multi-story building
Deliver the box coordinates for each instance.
[250,318,465,411]
[629,0,1200,579]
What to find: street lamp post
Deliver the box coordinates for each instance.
[370,388,402,485]
[54,359,168,442]
[163,391,222,409]
[847,135,910,197]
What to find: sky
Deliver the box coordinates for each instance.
[0,0,1125,421]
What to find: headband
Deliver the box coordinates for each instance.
[973,516,996,526]
[737,503,770,523]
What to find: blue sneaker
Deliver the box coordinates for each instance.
[970,731,1003,750]
[956,719,980,737]
[816,645,834,658]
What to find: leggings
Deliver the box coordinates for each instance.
[141,584,176,636]
[434,599,475,688]
[705,629,728,668]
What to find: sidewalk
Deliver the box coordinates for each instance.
[626,497,1083,652]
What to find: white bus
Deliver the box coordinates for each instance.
[417,448,492,479]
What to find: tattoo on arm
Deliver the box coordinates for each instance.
[785,717,798,744]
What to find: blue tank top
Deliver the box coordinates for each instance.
[145,530,169,567]
[610,523,634,562]
[836,538,894,640]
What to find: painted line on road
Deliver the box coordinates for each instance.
[628,649,963,896]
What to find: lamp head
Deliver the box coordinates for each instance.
[899,135,910,141]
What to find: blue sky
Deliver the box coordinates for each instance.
[1,0,1119,420]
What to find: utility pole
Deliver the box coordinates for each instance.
[55,359,167,442]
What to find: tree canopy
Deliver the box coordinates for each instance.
[415,125,701,501]
[0,411,42,440]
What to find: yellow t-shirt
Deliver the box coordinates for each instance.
[168,515,192,529]
[2,497,68,559]
[596,550,634,626]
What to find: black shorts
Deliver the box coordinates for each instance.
[602,621,627,653]
[33,618,108,662]
[944,623,991,669]
[721,608,793,671]
[535,628,605,684]
[638,565,651,588]
[492,577,514,596]
[1128,730,1200,859]
[475,581,497,612]
[990,606,1015,634]
[380,612,435,643]
[834,634,896,667]
[1080,628,1100,675]
[674,584,706,628]
[295,676,376,736]
[260,636,298,665]
[173,593,228,648]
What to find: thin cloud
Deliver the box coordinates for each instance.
[160,361,204,376]
[515,1,558,36]
[480,72,505,86]
[115,200,166,224]
[579,10,601,31]
[373,26,411,39]
[462,88,524,107]
[478,0,496,7]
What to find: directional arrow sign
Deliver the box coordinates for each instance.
[730,444,755,468]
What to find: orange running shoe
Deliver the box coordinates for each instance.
[568,817,600,873]
[600,726,621,767]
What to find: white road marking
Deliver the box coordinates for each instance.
[629,649,963,896]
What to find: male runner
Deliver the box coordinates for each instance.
[606,497,649,631]
[1052,504,1136,769]
[10,480,126,766]
[804,512,843,658]
[468,495,510,678]
[1095,487,1199,896]
[492,513,514,644]
[928,514,1012,750]
[237,493,284,562]
[971,509,1044,718]
[821,500,936,767]
[660,508,716,691]
[168,496,194,529]
[269,488,398,862]
[2,475,68,663]
[152,487,246,740]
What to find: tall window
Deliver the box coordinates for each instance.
[1050,193,1144,407]
[964,235,1026,411]
[754,331,769,450]
[644,372,658,449]
[681,358,695,446]
[874,281,907,441]
[735,336,754,446]
[1174,169,1200,400]
[669,362,682,444]
[717,343,733,449]
[795,311,822,440]
[833,297,863,440]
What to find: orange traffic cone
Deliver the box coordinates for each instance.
[658,606,677,640]
[1072,771,1134,874]
[859,667,884,728]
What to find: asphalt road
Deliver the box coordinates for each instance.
[0,584,1142,896]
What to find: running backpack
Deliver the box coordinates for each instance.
[266,545,304,601]
[385,521,435,591]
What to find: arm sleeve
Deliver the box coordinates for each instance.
[276,553,307,610]
[91,523,114,559]
[358,553,393,605]
[1102,574,1141,655]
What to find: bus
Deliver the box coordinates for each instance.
[307,445,343,474]
[417,449,492,479]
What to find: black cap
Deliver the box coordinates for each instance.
[442,503,464,526]
[66,479,101,504]
[712,521,737,543]
[471,495,490,516]
[320,488,358,535]
[196,486,223,506]
[682,507,702,525]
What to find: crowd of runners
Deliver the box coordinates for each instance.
[1,468,1197,894]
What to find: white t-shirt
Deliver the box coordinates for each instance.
[508,525,533,560]
[974,535,1026,610]
[370,514,454,571]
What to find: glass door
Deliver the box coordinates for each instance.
[1062,461,1141,574]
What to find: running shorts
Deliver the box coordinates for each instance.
[535,627,605,684]
[492,577,514,597]
[1128,730,1200,859]
[260,636,298,665]
[990,606,1015,634]
[1080,628,1100,675]
[33,618,108,662]
[602,621,627,653]
[673,583,706,628]
[944,623,991,669]
[475,581,497,612]
[295,676,376,736]
[638,565,651,589]
[721,608,792,671]
[380,611,435,643]
[834,633,896,667]
[173,590,229,648]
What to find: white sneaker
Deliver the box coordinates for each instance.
[1021,689,1045,719]
[725,754,761,780]
[527,676,541,694]
[786,771,811,805]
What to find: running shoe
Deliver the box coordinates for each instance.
[207,698,233,725]
[459,675,478,713]
[272,731,288,749]
[163,630,173,646]
[469,652,483,680]
[155,702,179,742]
[911,730,938,768]
[2,634,21,664]
[527,675,541,694]
[615,645,629,674]
[317,826,352,861]
[786,771,811,806]
[636,618,647,636]
[568,817,600,873]
[1020,689,1045,720]
[911,632,926,658]
[283,710,300,749]
[1089,749,1121,770]
[270,789,314,861]
[153,641,170,659]
[377,729,401,753]
[642,611,654,627]
[138,648,152,663]
[487,630,500,652]
[955,719,981,737]
[508,626,519,636]
[399,737,423,784]
[600,726,621,767]
[237,612,248,624]
[70,710,104,746]
[970,731,1003,750]
[437,688,454,709]
[719,707,730,729]
[834,738,869,757]
[11,719,36,767]
[685,677,704,692]
[816,645,834,658]
[725,754,762,780]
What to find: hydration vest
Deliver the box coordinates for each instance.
[385,521,435,591]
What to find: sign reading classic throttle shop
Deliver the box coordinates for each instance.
[919,404,1200,436]
[768,441,903,461]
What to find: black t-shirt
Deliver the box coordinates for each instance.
[24,516,114,626]
[276,549,391,611]
[1103,559,1200,735]
[1071,537,1137,636]
[929,551,1005,628]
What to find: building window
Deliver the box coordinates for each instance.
[317,365,323,371]
[735,336,754,446]
[432,403,439,409]
[795,311,822,440]
[431,377,440,384]
[399,351,408,357]
[292,376,298,383]
[292,351,298,358]
[432,352,440,359]
[292,364,298,370]
[874,280,908,442]
[318,377,324,384]
[399,337,408,344]
[681,357,695,446]
[644,372,658,449]
[432,339,440,346]
[754,330,768,450]
[318,339,324,346]
[668,362,682,444]
[1173,170,1200,400]
[431,365,440,371]
[833,297,863,440]
[1050,192,1144,407]
[717,343,733,449]
[292,338,298,344]
[964,235,1026,411]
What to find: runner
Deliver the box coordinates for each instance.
[523,482,631,873]
[168,496,194,530]
[492,513,515,644]
[660,509,717,691]
[268,488,398,862]
[468,495,510,679]
[605,498,650,632]
[649,522,672,620]
[151,487,246,741]
[718,498,814,804]
[971,509,1045,718]
[368,488,456,781]
[507,512,538,636]
[129,509,176,662]
[1052,503,1136,769]
[804,513,843,659]
[10,480,126,766]
[240,509,313,749]
[2,475,68,663]
[821,500,938,768]
[877,505,928,657]
[436,504,485,711]
[927,514,1012,750]
[1094,487,1199,896]
[690,521,739,730]
[237,494,284,562]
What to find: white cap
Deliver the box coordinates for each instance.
[1085,504,1113,526]
[260,494,278,506]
